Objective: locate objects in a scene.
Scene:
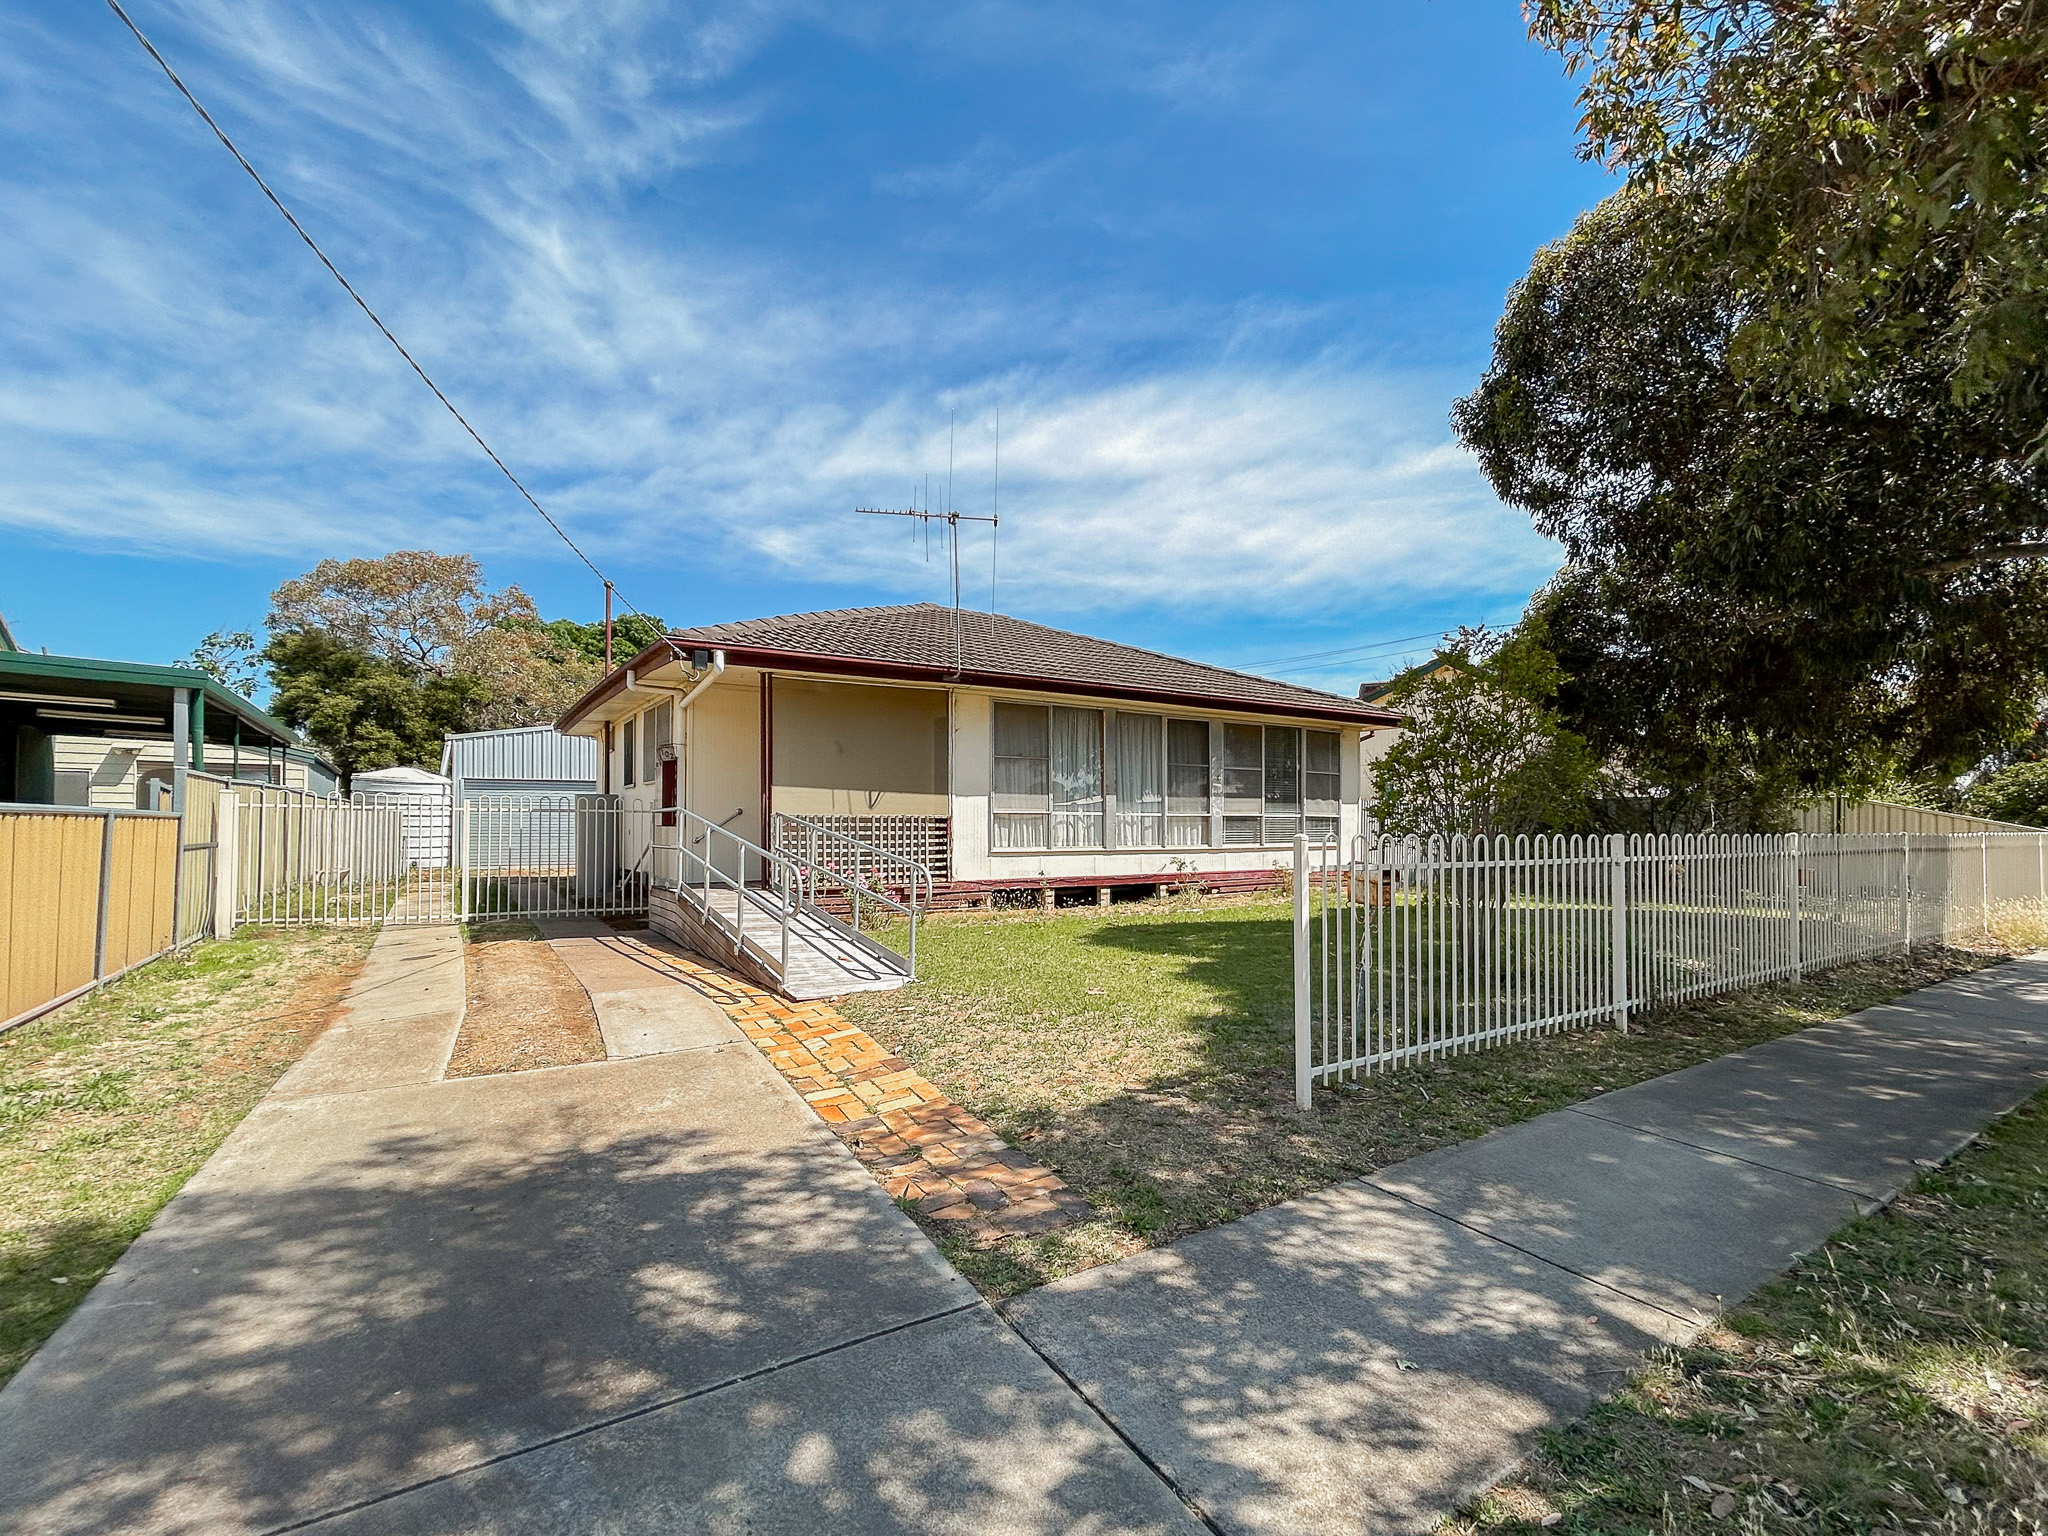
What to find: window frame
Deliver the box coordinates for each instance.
[986,699,1346,854]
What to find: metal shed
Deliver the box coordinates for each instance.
[441,725,598,803]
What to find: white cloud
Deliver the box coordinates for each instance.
[0,0,1557,623]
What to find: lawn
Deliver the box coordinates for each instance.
[0,925,374,1387]
[1453,1087,2048,1534]
[841,894,2014,1297]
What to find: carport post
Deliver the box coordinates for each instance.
[1293,834,1311,1111]
[171,687,190,813]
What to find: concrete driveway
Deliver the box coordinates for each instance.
[0,922,1197,1536]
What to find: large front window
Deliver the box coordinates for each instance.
[993,702,1341,852]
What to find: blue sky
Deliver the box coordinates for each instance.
[0,1,1610,695]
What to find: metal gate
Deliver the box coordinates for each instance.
[231,791,647,927]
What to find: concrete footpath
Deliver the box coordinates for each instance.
[0,919,1196,1536]
[1007,955,2048,1535]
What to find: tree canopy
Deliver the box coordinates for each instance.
[1457,3,2048,811]
[1368,628,1600,838]
[262,551,667,774]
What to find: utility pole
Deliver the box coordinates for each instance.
[604,580,614,671]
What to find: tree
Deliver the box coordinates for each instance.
[1455,186,2048,795]
[179,629,266,699]
[1369,628,1600,838]
[1527,0,2048,453]
[264,629,483,776]
[1964,760,2048,825]
[268,551,538,676]
[528,613,669,667]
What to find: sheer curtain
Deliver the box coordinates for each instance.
[992,702,1050,849]
[1049,707,1103,848]
[1114,714,1164,847]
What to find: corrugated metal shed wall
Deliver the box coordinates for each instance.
[442,726,597,783]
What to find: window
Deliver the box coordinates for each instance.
[993,702,1050,849]
[1049,706,1104,847]
[992,702,1103,849]
[1263,725,1301,845]
[1114,713,1164,848]
[1166,718,1210,846]
[1221,723,1263,844]
[621,718,637,787]
[991,707,1344,851]
[1305,729,1341,843]
[643,701,673,783]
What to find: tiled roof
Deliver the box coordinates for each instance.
[654,604,1399,723]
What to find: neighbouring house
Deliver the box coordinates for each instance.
[441,724,597,803]
[555,603,1404,907]
[0,644,335,809]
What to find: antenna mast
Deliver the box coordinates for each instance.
[856,495,997,677]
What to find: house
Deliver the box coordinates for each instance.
[556,603,1403,907]
[441,724,597,803]
[0,645,335,809]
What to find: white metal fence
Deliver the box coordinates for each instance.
[231,791,648,927]
[1293,829,2048,1105]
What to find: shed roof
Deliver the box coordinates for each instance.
[441,724,598,782]
[561,604,1404,729]
[0,649,331,765]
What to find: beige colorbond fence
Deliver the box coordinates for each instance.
[2,805,180,1031]
[1799,797,2040,837]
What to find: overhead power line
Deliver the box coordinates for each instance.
[1242,615,1524,671]
[105,0,666,646]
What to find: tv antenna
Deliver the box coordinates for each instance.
[857,483,997,680]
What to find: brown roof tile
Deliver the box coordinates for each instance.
[645,604,1398,724]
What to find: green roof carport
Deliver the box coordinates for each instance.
[0,651,330,807]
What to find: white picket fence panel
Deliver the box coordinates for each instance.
[1293,829,2048,1105]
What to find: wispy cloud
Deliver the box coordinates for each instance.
[0,0,1565,635]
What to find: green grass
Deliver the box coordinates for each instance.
[842,895,2008,1297]
[0,925,374,1388]
[1453,1089,2048,1534]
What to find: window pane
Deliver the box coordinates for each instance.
[993,702,1051,817]
[1167,815,1209,847]
[1049,708,1102,814]
[993,701,1049,759]
[1222,815,1261,845]
[1304,729,1341,816]
[1220,723,1263,814]
[1263,727,1300,812]
[622,720,636,787]
[1167,719,1209,816]
[994,813,1048,849]
[645,701,674,780]
[1114,714,1163,847]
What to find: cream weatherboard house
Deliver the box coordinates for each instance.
[557,604,1401,910]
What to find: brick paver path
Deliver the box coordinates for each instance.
[604,933,1092,1242]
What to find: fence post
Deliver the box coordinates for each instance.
[1983,830,1991,938]
[1608,834,1629,1031]
[1788,832,1802,981]
[1900,832,1912,951]
[93,810,115,980]
[212,789,238,940]
[1294,833,1312,1111]
[457,807,471,923]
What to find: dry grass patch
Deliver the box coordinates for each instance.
[0,925,374,1387]
[1452,1089,2048,1534]
[447,919,605,1077]
[843,897,2010,1297]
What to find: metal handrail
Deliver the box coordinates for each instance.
[654,806,922,981]
[768,812,936,910]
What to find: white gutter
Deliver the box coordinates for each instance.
[675,650,726,711]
